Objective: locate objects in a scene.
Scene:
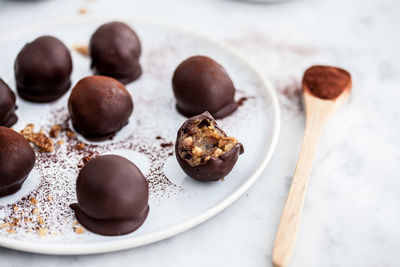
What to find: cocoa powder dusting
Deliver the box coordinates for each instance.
[303,65,351,100]
[0,107,181,238]
[276,78,303,113]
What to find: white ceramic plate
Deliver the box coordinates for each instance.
[0,16,280,255]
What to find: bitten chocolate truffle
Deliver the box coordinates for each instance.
[0,127,36,197]
[68,76,133,141]
[14,36,72,102]
[70,155,149,236]
[0,79,17,127]
[90,21,142,84]
[175,112,244,182]
[172,56,238,119]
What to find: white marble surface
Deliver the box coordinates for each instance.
[0,0,399,266]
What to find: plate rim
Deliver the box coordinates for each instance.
[0,15,281,255]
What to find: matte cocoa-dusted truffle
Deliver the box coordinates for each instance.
[0,127,36,197]
[175,112,244,182]
[68,76,133,141]
[70,155,149,236]
[90,21,142,84]
[0,79,17,127]
[14,36,72,102]
[172,56,238,119]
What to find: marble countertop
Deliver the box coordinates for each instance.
[0,0,399,266]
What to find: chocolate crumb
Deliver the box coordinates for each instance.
[160,142,173,148]
[237,97,248,106]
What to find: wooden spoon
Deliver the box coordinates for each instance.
[272,66,351,267]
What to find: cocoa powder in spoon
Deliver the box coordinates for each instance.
[303,65,351,99]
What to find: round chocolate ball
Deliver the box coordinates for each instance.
[90,21,142,84]
[172,56,238,119]
[70,155,149,236]
[0,79,17,127]
[175,112,244,182]
[14,36,72,102]
[68,76,133,141]
[0,127,36,197]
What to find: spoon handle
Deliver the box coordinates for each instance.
[272,110,328,267]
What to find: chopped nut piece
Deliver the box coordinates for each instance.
[32,208,39,214]
[13,205,18,211]
[74,143,85,150]
[212,148,223,158]
[192,146,204,157]
[73,44,89,56]
[57,139,65,145]
[75,227,85,234]
[78,7,87,14]
[38,227,48,237]
[6,228,15,234]
[183,136,193,147]
[37,216,44,225]
[20,124,54,152]
[66,130,76,138]
[47,196,53,201]
[30,197,38,205]
[73,220,79,226]
[0,223,10,228]
[20,123,34,135]
[24,217,32,223]
[50,124,62,138]
[11,218,19,227]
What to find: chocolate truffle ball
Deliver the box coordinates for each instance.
[68,76,133,141]
[172,56,238,119]
[0,127,36,197]
[0,79,17,127]
[70,155,149,236]
[14,36,72,102]
[90,21,142,84]
[175,112,244,182]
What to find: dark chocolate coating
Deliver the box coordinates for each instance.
[68,76,133,141]
[70,155,149,236]
[14,36,72,102]
[175,112,244,182]
[90,21,142,84]
[0,127,36,197]
[0,79,17,127]
[172,56,238,119]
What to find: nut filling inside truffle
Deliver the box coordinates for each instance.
[178,118,238,167]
